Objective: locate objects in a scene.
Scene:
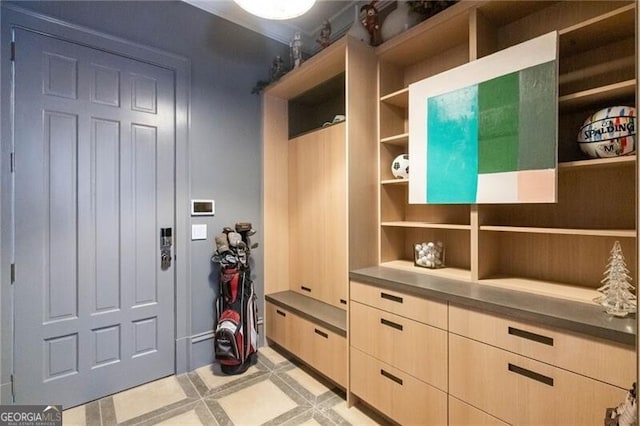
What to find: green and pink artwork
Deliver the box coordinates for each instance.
[408,32,558,204]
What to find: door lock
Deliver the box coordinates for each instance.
[160,227,172,270]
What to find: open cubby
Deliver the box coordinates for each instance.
[288,72,345,139]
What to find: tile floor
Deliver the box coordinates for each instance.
[62,346,388,426]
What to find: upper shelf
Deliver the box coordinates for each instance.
[380,88,408,108]
[375,1,472,66]
[558,3,636,56]
[558,79,636,111]
[265,37,347,100]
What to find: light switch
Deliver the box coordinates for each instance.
[191,224,207,240]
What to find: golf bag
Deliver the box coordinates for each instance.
[211,222,259,375]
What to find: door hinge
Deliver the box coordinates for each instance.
[10,374,15,400]
[10,153,14,173]
[10,41,15,62]
[10,263,15,284]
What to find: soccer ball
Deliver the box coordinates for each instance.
[577,106,636,158]
[391,154,409,179]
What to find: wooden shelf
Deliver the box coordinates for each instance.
[380,259,472,281]
[559,79,636,111]
[559,155,635,170]
[479,276,600,305]
[382,221,471,231]
[479,226,636,238]
[265,37,347,100]
[375,1,472,66]
[380,88,408,108]
[381,133,408,146]
[381,179,408,186]
[558,4,636,56]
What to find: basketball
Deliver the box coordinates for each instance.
[391,154,409,179]
[577,106,635,158]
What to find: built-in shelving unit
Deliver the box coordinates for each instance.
[263,35,378,386]
[375,0,636,304]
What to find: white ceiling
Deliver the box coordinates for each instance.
[183,0,393,54]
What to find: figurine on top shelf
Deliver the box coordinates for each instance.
[407,0,458,22]
[251,55,286,94]
[316,19,332,49]
[270,56,286,82]
[360,1,382,46]
[290,31,304,69]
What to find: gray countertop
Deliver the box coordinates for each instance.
[350,266,636,347]
[266,291,347,337]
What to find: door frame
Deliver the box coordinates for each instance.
[0,4,192,403]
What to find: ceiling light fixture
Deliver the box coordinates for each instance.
[233,0,316,20]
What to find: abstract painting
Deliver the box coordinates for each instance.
[408,32,558,204]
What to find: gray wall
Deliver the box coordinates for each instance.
[2,0,287,371]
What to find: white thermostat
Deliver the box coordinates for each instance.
[191,199,215,216]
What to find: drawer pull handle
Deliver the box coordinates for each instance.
[508,363,554,387]
[314,329,328,339]
[380,318,403,331]
[340,299,347,305]
[380,369,403,386]
[381,292,403,303]
[301,286,312,292]
[276,309,286,317]
[508,327,554,346]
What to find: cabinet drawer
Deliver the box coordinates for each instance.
[449,334,627,425]
[305,321,347,388]
[449,396,509,426]
[449,304,635,388]
[284,311,347,388]
[350,280,447,329]
[266,303,346,388]
[350,301,447,391]
[350,347,447,426]
[265,302,292,347]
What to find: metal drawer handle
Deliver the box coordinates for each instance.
[340,299,347,305]
[508,327,554,346]
[508,363,554,387]
[301,286,312,292]
[380,318,403,331]
[380,369,403,386]
[314,329,328,339]
[381,292,403,303]
[276,309,286,317]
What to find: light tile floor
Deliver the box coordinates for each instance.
[62,346,389,426]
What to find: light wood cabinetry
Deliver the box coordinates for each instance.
[449,333,627,425]
[449,304,636,389]
[263,35,377,308]
[265,302,292,346]
[350,300,447,391]
[449,396,509,426]
[289,123,348,306]
[264,0,637,420]
[375,0,637,303]
[263,35,377,386]
[349,280,448,423]
[349,279,634,425]
[350,347,447,426]
[265,302,346,387]
[350,280,447,328]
